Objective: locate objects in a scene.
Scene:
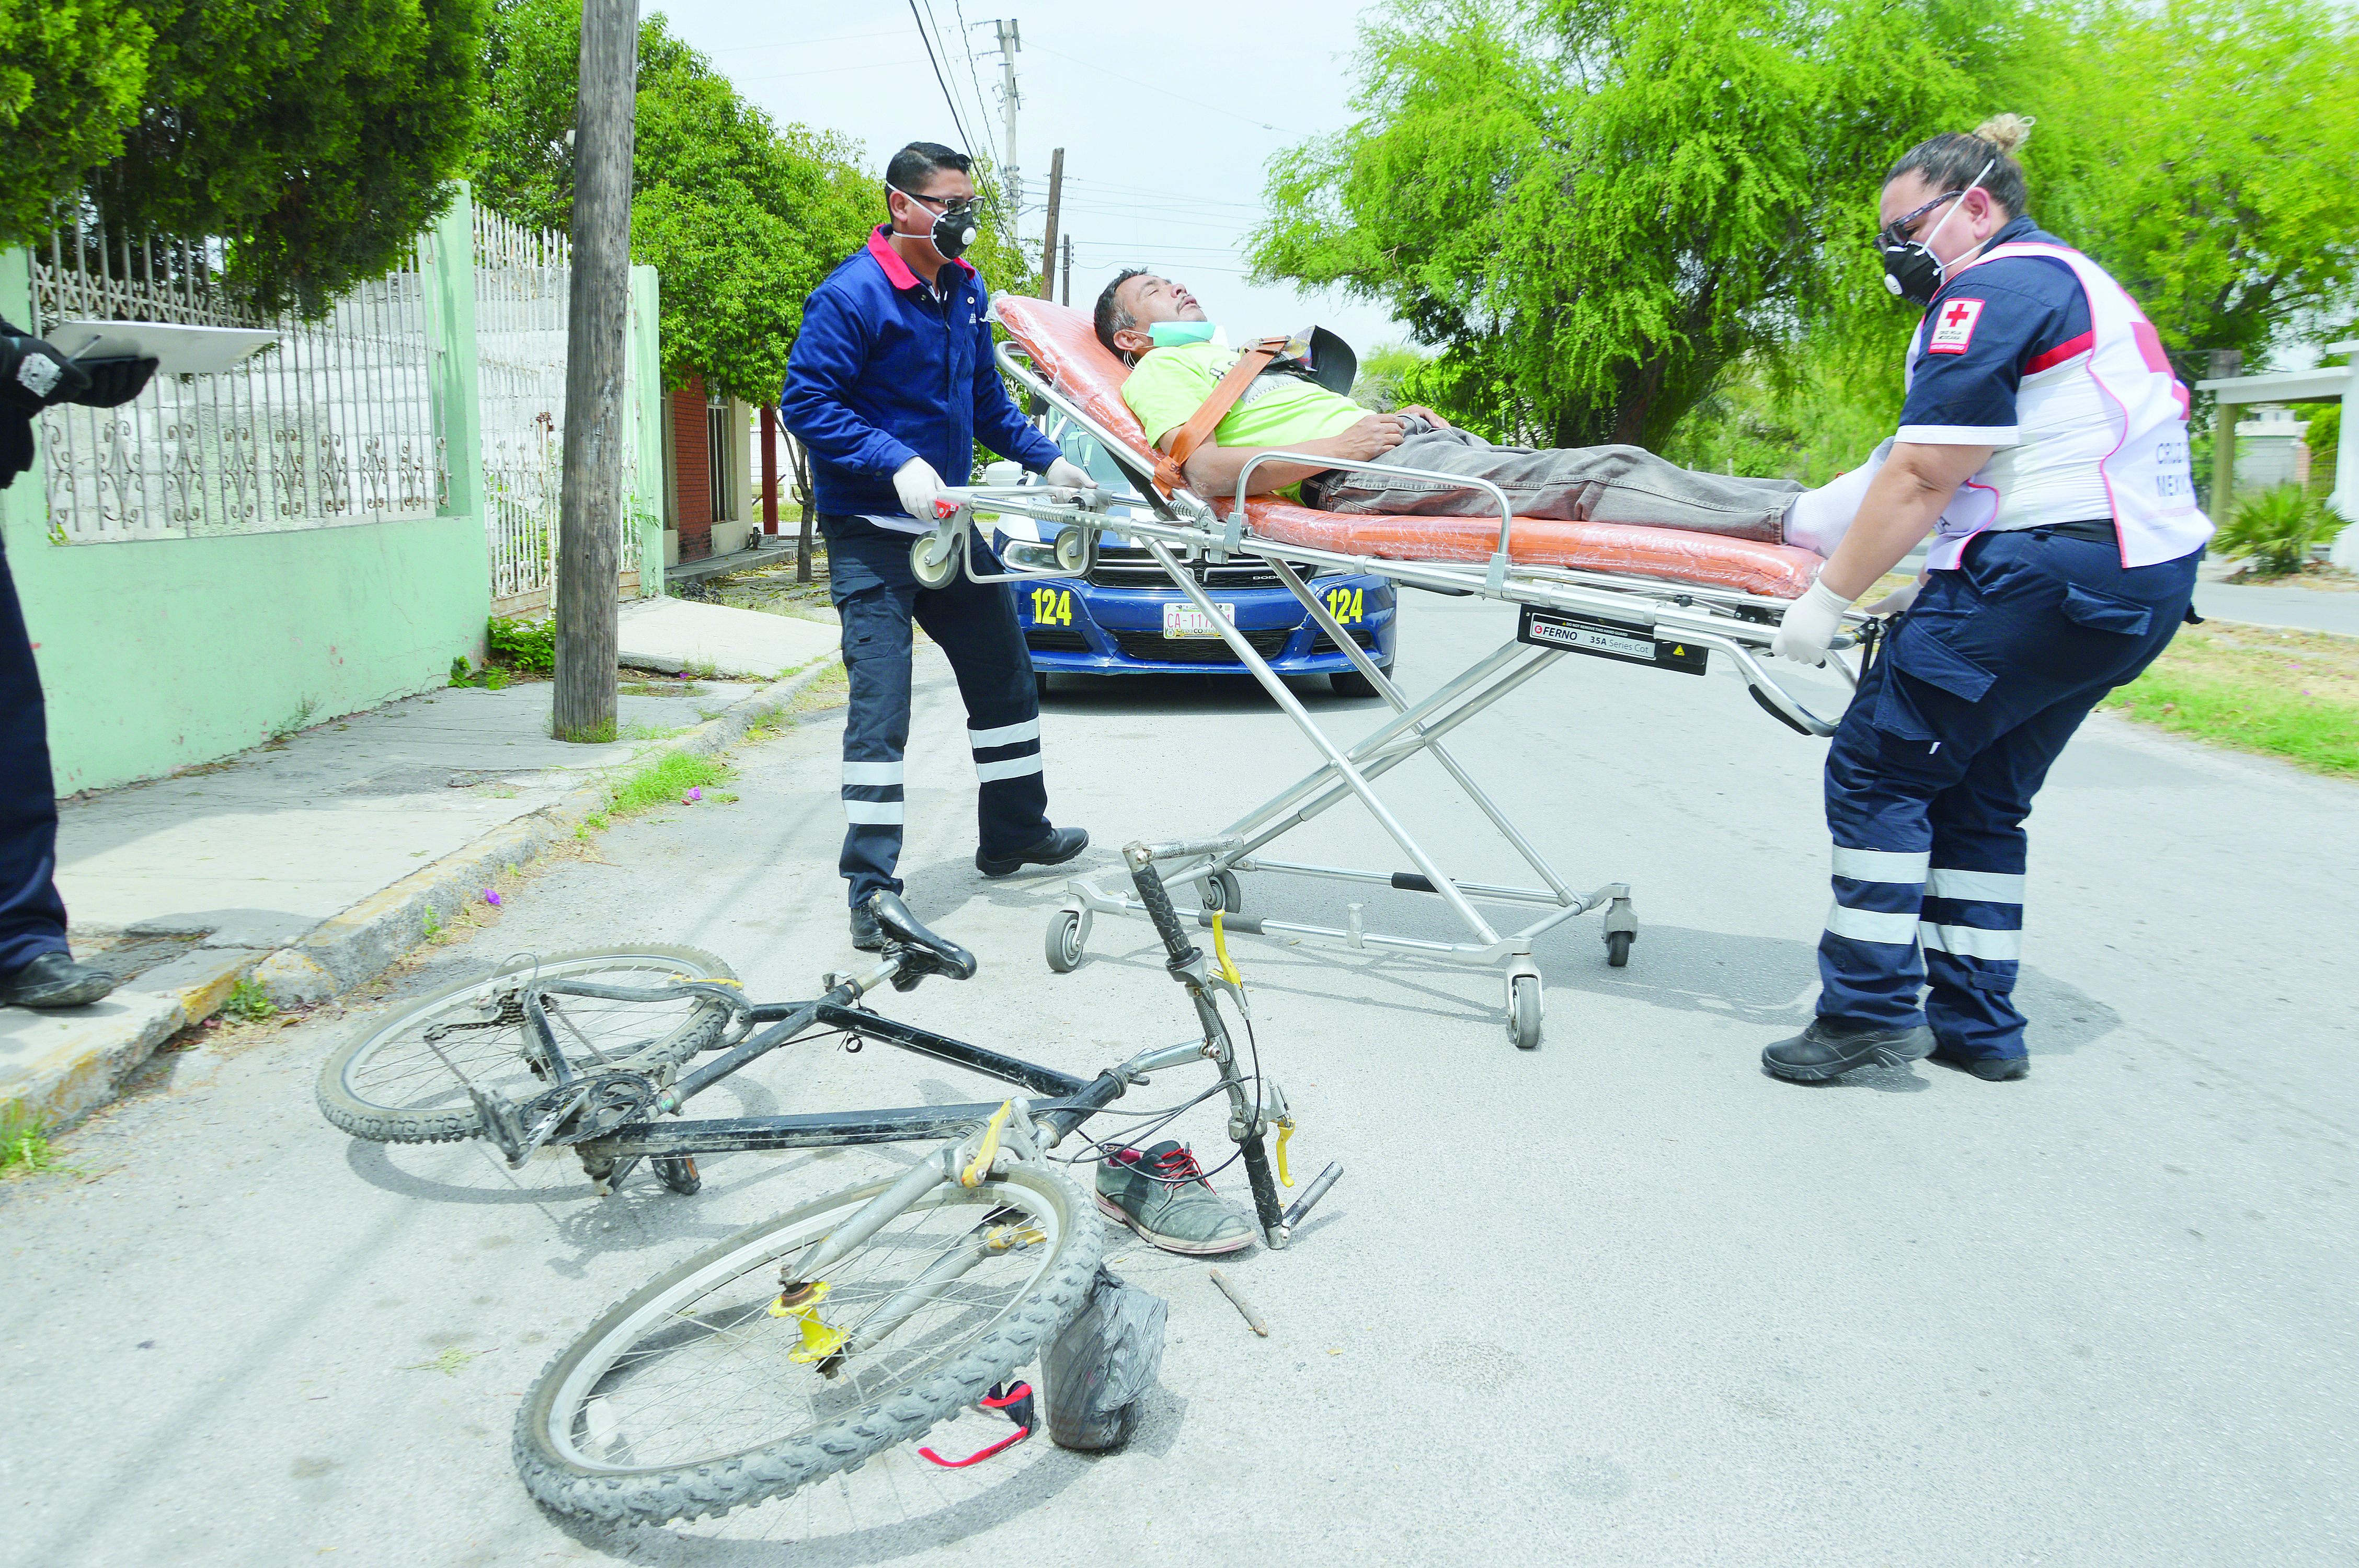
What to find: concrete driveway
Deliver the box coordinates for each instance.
[5,592,2353,1567]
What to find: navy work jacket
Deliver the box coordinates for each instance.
[781,225,1061,518]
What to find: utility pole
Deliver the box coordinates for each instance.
[553,0,635,743]
[1037,147,1063,300]
[1061,234,1072,307]
[986,19,1021,213]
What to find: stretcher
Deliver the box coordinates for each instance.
[910,295,1872,1049]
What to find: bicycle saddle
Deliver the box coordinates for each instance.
[865,891,978,984]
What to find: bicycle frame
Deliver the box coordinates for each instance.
[459,846,1338,1251]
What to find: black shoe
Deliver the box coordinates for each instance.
[849,903,888,952]
[1761,1018,1935,1082]
[1929,1045,2031,1081]
[0,952,116,1009]
[975,827,1090,879]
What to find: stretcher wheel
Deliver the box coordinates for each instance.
[910,529,960,589]
[1203,869,1242,914]
[1045,909,1085,973]
[1052,523,1094,575]
[1605,930,1633,968]
[1507,974,1543,1051]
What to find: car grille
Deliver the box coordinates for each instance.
[1024,627,1091,652]
[1086,544,1287,590]
[1109,628,1294,664]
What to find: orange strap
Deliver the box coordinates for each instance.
[1151,337,1291,495]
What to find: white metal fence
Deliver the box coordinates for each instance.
[28,201,642,607]
[31,220,444,541]
[473,205,638,608]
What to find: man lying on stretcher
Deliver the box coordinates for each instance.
[1094,269,1869,554]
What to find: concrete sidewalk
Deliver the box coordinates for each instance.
[2,610,842,1133]
[617,592,839,677]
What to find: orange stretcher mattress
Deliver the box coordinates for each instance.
[994,295,1825,601]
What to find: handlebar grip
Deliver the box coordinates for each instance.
[1125,850,1199,970]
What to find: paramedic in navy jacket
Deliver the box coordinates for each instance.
[1760,114,2209,1086]
[782,141,1094,950]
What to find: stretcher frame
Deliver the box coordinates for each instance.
[905,337,1869,1049]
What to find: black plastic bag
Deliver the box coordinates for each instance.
[1044,1266,1167,1451]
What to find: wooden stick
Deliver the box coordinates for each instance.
[1208,1267,1268,1337]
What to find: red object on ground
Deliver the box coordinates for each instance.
[993,295,1825,600]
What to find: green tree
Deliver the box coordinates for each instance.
[471,0,1033,402]
[83,0,488,316]
[2030,0,2359,366]
[0,0,155,243]
[1250,0,2011,452]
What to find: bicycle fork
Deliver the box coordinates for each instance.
[1123,838,1343,1250]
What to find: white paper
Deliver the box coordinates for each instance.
[44,321,280,377]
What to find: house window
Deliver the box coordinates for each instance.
[705,395,731,522]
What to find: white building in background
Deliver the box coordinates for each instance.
[2235,404,2311,493]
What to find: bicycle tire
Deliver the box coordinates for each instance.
[514,1162,1102,1526]
[315,944,738,1145]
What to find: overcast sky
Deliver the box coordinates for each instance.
[645,0,1412,352]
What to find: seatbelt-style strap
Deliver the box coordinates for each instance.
[1152,336,1291,494]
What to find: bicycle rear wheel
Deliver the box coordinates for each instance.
[315,946,737,1144]
[514,1162,1102,1526]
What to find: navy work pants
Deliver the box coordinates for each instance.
[0,543,68,974]
[1816,529,2200,1062]
[823,516,1053,906]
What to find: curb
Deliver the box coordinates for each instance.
[4,655,844,1133]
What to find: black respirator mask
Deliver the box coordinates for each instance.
[1877,158,1994,308]
[888,186,979,261]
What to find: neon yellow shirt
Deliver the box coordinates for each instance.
[1120,342,1370,453]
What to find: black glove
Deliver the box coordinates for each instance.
[58,355,159,409]
[0,334,91,415]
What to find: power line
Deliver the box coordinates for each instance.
[904,0,975,153]
[949,0,998,171]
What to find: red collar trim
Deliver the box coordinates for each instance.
[866,224,976,292]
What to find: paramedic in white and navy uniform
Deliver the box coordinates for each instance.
[1760,114,2210,1086]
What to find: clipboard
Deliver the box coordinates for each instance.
[43,320,281,376]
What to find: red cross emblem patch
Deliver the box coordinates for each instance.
[1927,297,1986,354]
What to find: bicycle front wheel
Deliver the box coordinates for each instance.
[514,1162,1102,1526]
[315,945,737,1144]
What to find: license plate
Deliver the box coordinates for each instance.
[1517,606,1708,675]
[1162,602,1238,639]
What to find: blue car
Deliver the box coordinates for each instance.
[988,420,1399,698]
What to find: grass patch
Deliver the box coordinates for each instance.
[2101,623,2359,777]
[1,1103,61,1175]
[604,748,734,820]
[621,721,686,742]
[222,975,277,1022]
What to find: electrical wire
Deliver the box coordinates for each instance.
[904,0,976,153]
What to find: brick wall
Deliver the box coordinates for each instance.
[671,372,710,561]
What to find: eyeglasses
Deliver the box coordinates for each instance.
[1880,190,1965,249]
[901,189,978,218]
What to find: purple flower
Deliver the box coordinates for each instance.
[484,890,502,906]
[683,787,703,803]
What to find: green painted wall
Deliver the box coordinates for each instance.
[7,515,490,792]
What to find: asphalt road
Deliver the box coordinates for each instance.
[6,592,2355,1568]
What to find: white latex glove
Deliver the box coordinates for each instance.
[894,456,946,521]
[1043,456,1097,500]
[1771,579,1853,667]
[1862,574,1924,618]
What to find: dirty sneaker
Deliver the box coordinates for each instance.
[1094,1139,1255,1255]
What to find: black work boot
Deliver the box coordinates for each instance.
[975,826,1089,879]
[1761,1018,1935,1082]
[1929,1044,2031,1081]
[0,952,116,1009]
[849,903,888,952]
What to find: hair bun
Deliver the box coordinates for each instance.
[1971,113,2036,156]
